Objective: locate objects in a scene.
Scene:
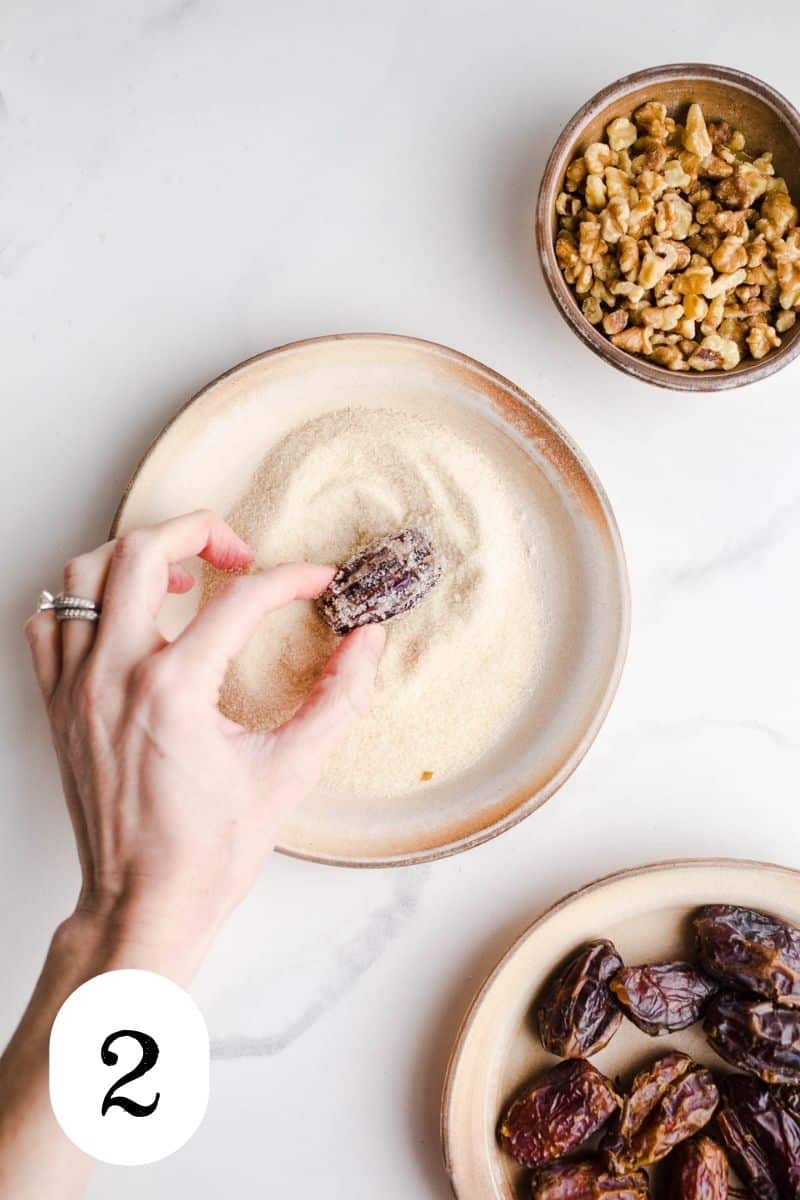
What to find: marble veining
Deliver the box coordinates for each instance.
[210,867,429,1060]
[671,491,800,585]
[141,0,203,34]
[635,715,800,752]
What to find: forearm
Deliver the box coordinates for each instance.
[9,519,376,1198]
[0,907,210,1199]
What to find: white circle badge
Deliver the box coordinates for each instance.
[49,969,209,1165]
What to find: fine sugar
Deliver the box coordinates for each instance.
[205,407,542,799]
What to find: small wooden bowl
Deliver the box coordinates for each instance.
[537,63,800,391]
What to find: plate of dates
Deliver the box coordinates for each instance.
[442,858,800,1199]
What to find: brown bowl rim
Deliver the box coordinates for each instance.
[111,332,631,869]
[536,62,800,392]
[440,855,800,1195]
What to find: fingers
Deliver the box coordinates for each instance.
[94,510,253,669]
[166,563,335,697]
[271,623,385,772]
[59,543,116,679]
[25,516,233,700]
[24,612,61,701]
[168,563,195,593]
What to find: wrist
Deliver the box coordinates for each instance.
[53,896,215,989]
[1,904,210,1111]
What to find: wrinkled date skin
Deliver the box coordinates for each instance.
[778,1087,800,1119]
[499,1059,621,1168]
[610,961,718,1036]
[716,1073,800,1199]
[537,941,624,1057]
[716,1085,778,1200]
[604,1052,719,1172]
[695,904,800,1007]
[704,991,800,1085]
[531,1159,648,1200]
[317,527,442,635]
[669,1135,728,1200]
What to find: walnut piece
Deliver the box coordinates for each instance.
[611,326,653,355]
[606,117,638,151]
[603,309,628,336]
[655,193,693,240]
[582,296,604,325]
[651,344,687,370]
[689,332,740,370]
[579,219,606,264]
[585,142,612,175]
[711,236,748,275]
[683,103,712,159]
[747,323,781,359]
[635,101,668,140]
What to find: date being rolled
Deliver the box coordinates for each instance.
[317,527,442,636]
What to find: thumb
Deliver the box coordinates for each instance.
[271,623,386,773]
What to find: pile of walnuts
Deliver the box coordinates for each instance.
[555,100,799,372]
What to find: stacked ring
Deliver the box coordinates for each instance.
[38,591,102,623]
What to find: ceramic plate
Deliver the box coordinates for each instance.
[442,858,800,1198]
[113,334,629,866]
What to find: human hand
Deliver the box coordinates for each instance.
[24,510,385,980]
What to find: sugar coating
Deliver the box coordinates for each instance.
[318,527,442,634]
[203,407,542,800]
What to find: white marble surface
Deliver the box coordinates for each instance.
[2,1,800,1195]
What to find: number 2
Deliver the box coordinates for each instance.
[100,1030,161,1118]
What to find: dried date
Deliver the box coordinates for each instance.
[537,941,624,1057]
[716,1081,778,1199]
[531,1159,648,1200]
[704,991,800,1085]
[499,1058,621,1168]
[695,904,800,1007]
[669,1135,728,1200]
[716,1073,800,1199]
[610,962,717,1036]
[604,1052,719,1172]
[317,527,442,635]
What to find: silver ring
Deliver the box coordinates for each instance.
[56,606,101,623]
[57,593,100,611]
[37,590,102,622]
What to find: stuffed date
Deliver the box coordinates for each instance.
[715,1073,800,1199]
[317,527,442,635]
[669,1135,728,1200]
[695,905,800,1007]
[704,991,800,1085]
[531,1159,648,1200]
[499,1058,621,1168]
[610,962,717,1036]
[604,1052,719,1172]
[537,941,623,1058]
